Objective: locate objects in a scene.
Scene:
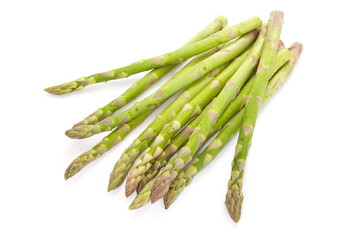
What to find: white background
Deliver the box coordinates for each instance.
[1,0,359,239]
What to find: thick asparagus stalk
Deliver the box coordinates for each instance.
[164,44,299,208]
[72,18,229,127]
[132,46,291,208]
[225,11,284,223]
[150,26,267,203]
[125,47,253,196]
[64,112,151,179]
[45,17,261,95]
[66,31,258,139]
[107,62,229,191]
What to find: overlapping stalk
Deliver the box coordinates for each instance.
[135,45,290,193]
[150,26,267,203]
[125,47,254,197]
[107,61,230,191]
[164,43,301,208]
[130,46,291,209]
[66,31,260,139]
[45,16,260,95]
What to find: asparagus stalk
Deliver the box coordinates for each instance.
[72,17,229,127]
[125,47,253,196]
[45,16,227,95]
[45,17,261,95]
[64,112,151,179]
[150,26,268,203]
[225,11,284,223]
[66,31,259,139]
[132,46,291,208]
[107,62,229,191]
[164,44,299,208]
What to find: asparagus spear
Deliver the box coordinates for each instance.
[125,47,253,196]
[72,17,229,127]
[64,112,151,180]
[45,16,261,95]
[164,44,300,208]
[131,46,291,208]
[225,11,284,223]
[107,62,229,191]
[150,25,267,203]
[66,31,259,139]
[45,16,227,96]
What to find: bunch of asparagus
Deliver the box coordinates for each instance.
[46,11,302,223]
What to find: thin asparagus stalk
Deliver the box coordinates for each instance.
[225,11,284,223]
[44,16,226,95]
[107,62,229,191]
[64,112,151,179]
[66,31,259,139]
[72,17,229,127]
[45,17,261,95]
[132,44,290,193]
[164,44,300,208]
[132,46,291,208]
[125,47,253,196]
[150,26,267,203]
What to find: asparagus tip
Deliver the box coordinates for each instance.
[225,185,244,223]
[150,180,170,203]
[107,180,118,192]
[125,189,133,198]
[125,178,139,197]
[65,125,92,139]
[128,191,151,210]
[215,15,228,27]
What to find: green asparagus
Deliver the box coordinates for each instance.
[45,17,261,94]
[72,17,229,126]
[132,45,291,208]
[125,47,254,196]
[225,11,284,223]
[164,43,300,208]
[66,31,258,139]
[150,25,267,203]
[64,112,151,180]
[107,62,229,191]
